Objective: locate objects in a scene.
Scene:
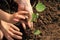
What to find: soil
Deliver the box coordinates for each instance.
[24,0,60,40]
[1,0,60,40]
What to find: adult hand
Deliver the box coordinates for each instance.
[24,1,33,29]
[15,0,33,29]
[9,11,28,24]
[0,30,3,40]
[1,20,23,40]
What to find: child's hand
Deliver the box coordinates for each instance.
[0,9,28,24]
[1,20,23,40]
[9,11,28,24]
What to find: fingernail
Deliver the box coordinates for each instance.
[25,16,28,19]
[13,19,19,22]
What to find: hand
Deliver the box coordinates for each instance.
[9,11,28,24]
[24,1,33,29]
[0,30,3,40]
[15,0,33,29]
[1,20,23,40]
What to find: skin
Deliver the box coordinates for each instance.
[0,0,33,40]
[9,11,28,24]
[0,10,28,40]
[1,20,23,40]
[0,10,28,24]
[15,0,33,29]
[0,30,3,40]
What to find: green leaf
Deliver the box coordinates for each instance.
[31,13,37,22]
[33,30,41,35]
[31,13,39,22]
[36,2,46,12]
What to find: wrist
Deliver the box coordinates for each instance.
[8,14,17,24]
[7,14,12,23]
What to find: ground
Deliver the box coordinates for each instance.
[24,0,60,40]
[1,0,60,40]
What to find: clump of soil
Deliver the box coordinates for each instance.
[24,0,60,40]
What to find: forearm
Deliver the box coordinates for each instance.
[0,9,11,23]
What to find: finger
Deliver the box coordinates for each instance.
[9,23,20,31]
[27,21,33,30]
[13,34,22,39]
[7,30,16,40]
[27,21,31,28]
[14,15,28,22]
[1,21,14,40]
[30,22,33,30]
[1,28,14,40]
[21,21,26,29]
[0,30,3,40]
[25,16,28,19]
[13,18,20,22]
[6,35,14,40]
[8,30,22,40]
[20,21,33,30]
[18,11,28,15]
[15,15,26,19]
[9,28,23,35]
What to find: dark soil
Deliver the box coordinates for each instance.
[24,0,60,40]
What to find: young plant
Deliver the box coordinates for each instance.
[33,29,41,35]
[31,2,46,22]
[31,13,39,22]
[31,1,46,35]
[36,2,46,12]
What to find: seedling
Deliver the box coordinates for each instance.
[33,29,41,35]
[31,13,39,22]
[31,2,46,22]
[36,2,46,12]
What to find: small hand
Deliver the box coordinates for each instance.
[1,20,23,40]
[9,11,28,24]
